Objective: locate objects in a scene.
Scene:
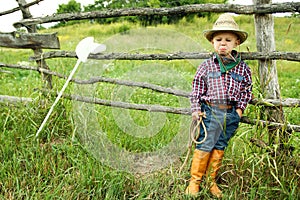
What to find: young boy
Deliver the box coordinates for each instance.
[185,13,252,198]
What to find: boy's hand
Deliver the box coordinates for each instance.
[192,111,203,121]
[236,108,243,118]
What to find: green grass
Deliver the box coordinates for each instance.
[0,15,299,199]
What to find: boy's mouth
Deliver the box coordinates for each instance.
[219,47,227,51]
[218,48,228,56]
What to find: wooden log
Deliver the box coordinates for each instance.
[13,2,300,28]
[43,90,300,132]
[241,116,300,133]
[1,91,299,131]
[254,0,286,146]
[28,51,300,62]
[1,62,300,108]
[0,32,60,49]
[0,95,32,104]
[254,0,281,100]
[0,0,44,16]
[251,98,300,107]
[17,0,52,89]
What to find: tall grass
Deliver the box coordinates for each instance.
[0,15,299,199]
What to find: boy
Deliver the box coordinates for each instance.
[185,13,252,198]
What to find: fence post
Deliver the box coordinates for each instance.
[253,0,287,148]
[17,0,52,89]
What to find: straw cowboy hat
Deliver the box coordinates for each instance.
[203,13,248,44]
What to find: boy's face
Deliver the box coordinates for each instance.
[211,32,240,57]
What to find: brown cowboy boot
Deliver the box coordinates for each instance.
[185,149,211,196]
[206,149,224,198]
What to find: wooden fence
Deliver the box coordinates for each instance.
[0,0,300,134]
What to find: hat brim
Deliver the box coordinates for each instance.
[203,29,248,44]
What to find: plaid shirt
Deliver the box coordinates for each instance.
[190,54,252,112]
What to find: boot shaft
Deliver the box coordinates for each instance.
[207,149,224,198]
[206,149,224,179]
[186,149,211,195]
[191,149,211,179]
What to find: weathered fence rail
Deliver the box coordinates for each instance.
[13,2,300,28]
[1,62,299,108]
[27,51,300,62]
[1,90,299,132]
[0,32,59,49]
[0,0,44,17]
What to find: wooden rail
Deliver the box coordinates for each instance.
[28,51,300,62]
[0,32,59,49]
[0,0,44,16]
[13,2,300,28]
[1,62,299,108]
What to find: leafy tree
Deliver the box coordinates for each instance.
[54,0,82,27]
[57,0,82,14]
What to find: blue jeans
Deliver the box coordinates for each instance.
[195,103,241,152]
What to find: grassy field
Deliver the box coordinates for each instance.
[0,15,299,199]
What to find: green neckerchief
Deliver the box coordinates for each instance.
[215,50,241,73]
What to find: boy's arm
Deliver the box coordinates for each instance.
[236,65,252,114]
[190,65,207,114]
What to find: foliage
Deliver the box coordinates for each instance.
[54,0,83,28]
[0,92,299,199]
[57,0,81,13]
[291,13,300,18]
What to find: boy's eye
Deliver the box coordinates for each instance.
[216,39,222,41]
[226,39,231,42]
